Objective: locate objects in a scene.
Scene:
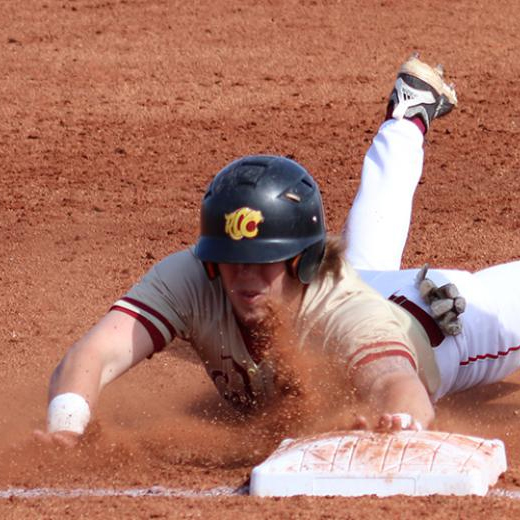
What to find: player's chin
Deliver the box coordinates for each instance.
[237,308,268,327]
[233,301,271,326]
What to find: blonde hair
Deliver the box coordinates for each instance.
[317,234,347,281]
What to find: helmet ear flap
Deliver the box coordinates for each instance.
[203,261,219,280]
[287,241,326,284]
[287,254,302,279]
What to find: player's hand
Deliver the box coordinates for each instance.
[33,429,81,448]
[375,413,423,432]
[351,413,422,432]
[350,415,369,430]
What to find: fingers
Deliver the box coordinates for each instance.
[376,413,422,432]
[33,429,52,445]
[351,415,369,430]
[33,429,81,448]
[350,413,423,433]
[377,413,399,432]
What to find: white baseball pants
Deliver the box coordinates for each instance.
[344,119,520,401]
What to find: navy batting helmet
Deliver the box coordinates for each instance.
[194,155,326,284]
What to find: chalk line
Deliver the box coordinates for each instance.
[1,485,519,500]
[488,488,520,500]
[0,485,249,499]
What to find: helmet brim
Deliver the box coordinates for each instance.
[194,236,324,264]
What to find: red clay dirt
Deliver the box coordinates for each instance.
[1,0,520,518]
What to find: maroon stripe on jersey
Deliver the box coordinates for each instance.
[349,341,418,370]
[110,305,166,352]
[459,344,520,366]
[351,348,418,372]
[389,294,444,347]
[119,297,177,339]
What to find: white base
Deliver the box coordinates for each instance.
[250,430,507,497]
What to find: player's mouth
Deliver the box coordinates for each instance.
[235,289,266,306]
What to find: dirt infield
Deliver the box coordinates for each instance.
[1,0,520,517]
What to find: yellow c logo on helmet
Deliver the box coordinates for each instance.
[224,207,264,241]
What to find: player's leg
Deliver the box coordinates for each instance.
[344,119,424,270]
[344,54,457,271]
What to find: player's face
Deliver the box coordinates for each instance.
[219,262,302,325]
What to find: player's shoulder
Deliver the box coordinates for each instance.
[146,246,211,288]
[335,257,388,298]
[155,246,200,268]
[302,257,389,317]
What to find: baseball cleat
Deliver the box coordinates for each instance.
[388,52,458,130]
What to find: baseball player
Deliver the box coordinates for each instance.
[35,55,520,447]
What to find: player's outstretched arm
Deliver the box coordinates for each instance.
[34,310,156,447]
[352,355,435,431]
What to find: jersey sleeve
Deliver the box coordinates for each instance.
[301,262,419,376]
[330,291,419,374]
[110,248,211,352]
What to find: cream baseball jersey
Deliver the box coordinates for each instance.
[111,248,440,410]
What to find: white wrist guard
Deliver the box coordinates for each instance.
[47,393,91,434]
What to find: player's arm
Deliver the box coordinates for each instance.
[351,354,434,431]
[34,310,160,447]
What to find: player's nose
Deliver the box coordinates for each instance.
[235,263,263,279]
